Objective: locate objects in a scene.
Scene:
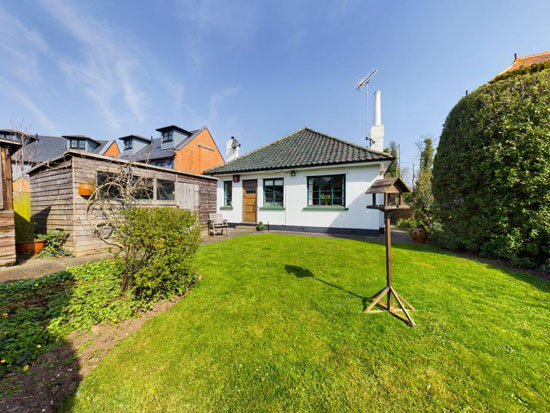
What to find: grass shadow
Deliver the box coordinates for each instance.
[285,264,370,309]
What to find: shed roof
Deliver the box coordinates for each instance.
[205,127,392,175]
[27,150,217,181]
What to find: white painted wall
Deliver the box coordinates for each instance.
[215,162,389,231]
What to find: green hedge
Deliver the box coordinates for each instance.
[433,68,550,269]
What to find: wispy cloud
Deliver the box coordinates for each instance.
[0,75,58,134]
[0,9,49,84]
[209,87,240,121]
[42,0,146,129]
[175,0,260,66]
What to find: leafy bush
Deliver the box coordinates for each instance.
[433,68,550,268]
[36,229,72,258]
[396,217,419,230]
[0,261,147,374]
[115,207,201,300]
[256,221,265,231]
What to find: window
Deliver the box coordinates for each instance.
[96,171,120,199]
[70,139,85,150]
[96,172,153,200]
[124,139,132,150]
[223,181,232,206]
[307,175,345,206]
[162,131,173,142]
[131,176,154,200]
[263,178,284,206]
[157,179,175,200]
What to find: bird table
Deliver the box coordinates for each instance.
[365,177,416,327]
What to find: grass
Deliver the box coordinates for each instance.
[68,234,549,412]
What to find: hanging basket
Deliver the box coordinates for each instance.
[78,182,95,197]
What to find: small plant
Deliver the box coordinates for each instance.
[36,230,72,258]
[256,221,265,231]
[0,261,146,375]
[396,217,418,230]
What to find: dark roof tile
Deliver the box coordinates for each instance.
[205,127,391,175]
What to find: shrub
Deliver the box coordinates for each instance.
[36,229,72,258]
[256,221,265,231]
[396,217,419,230]
[0,261,146,374]
[115,207,202,299]
[433,68,550,268]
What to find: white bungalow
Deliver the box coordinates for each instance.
[205,121,393,236]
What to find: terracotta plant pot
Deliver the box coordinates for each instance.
[78,182,95,197]
[410,227,427,244]
[16,240,46,255]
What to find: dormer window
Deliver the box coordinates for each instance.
[124,139,133,150]
[70,139,85,150]
[162,131,173,143]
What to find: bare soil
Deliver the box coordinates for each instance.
[0,296,182,413]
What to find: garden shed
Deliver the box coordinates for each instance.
[28,151,217,256]
[0,136,21,265]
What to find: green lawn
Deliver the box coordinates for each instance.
[68,234,549,412]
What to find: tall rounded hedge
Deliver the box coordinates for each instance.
[433,68,550,269]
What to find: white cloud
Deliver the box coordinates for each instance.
[0,76,58,134]
[42,0,146,129]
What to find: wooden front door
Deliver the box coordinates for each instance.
[242,179,257,223]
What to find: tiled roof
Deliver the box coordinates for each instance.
[15,135,109,163]
[205,127,392,175]
[121,128,203,162]
[497,51,550,77]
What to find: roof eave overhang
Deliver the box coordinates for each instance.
[206,157,393,176]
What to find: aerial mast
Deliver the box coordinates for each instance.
[356,69,378,147]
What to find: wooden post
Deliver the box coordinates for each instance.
[385,212,392,310]
[365,209,416,327]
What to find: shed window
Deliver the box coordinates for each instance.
[263,179,284,206]
[307,175,345,206]
[157,179,175,200]
[162,131,173,143]
[70,139,85,150]
[96,171,120,199]
[124,139,132,150]
[131,176,154,200]
[223,181,232,206]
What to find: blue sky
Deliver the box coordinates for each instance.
[1,0,549,178]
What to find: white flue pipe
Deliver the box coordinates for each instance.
[373,90,382,126]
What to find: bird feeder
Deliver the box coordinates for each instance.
[365,177,416,326]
